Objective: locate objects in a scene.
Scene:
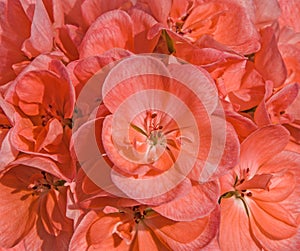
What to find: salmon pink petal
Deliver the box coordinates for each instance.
[236,174,272,191]
[278,0,300,32]
[129,8,159,53]
[0,171,38,248]
[153,181,219,221]
[137,0,172,25]
[36,193,73,251]
[266,83,299,122]
[248,199,297,240]
[10,117,34,151]
[35,220,72,251]
[219,198,261,251]
[136,223,168,251]
[79,10,134,58]
[22,0,53,58]
[147,207,220,250]
[11,156,70,181]
[81,0,132,26]
[254,81,273,126]
[167,62,218,114]
[239,125,290,178]
[86,213,129,249]
[259,150,300,174]
[0,130,18,171]
[206,121,240,180]
[226,107,258,142]
[253,0,281,28]
[54,25,80,61]
[255,27,287,87]
[15,72,45,105]
[0,0,30,85]
[71,49,132,95]
[69,211,97,251]
[169,0,193,20]
[102,56,171,112]
[45,0,64,28]
[250,217,300,251]
[38,118,63,151]
[187,0,260,54]
[252,171,295,202]
[135,178,192,206]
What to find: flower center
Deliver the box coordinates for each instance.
[219,168,273,215]
[31,104,72,128]
[28,171,66,196]
[129,110,180,164]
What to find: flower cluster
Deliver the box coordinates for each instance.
[0,0,299,250]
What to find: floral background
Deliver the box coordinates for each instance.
[0,0,299,250]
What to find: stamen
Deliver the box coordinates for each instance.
[151,113,157,119]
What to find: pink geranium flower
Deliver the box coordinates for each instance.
[0,0,80,85]
[69,204,220,250]
[72,54,239,222]
[144,0,260,55]
[255,82,300,153]
[0,157,73,250]
[4,58,75,175]
[219,125,300,250]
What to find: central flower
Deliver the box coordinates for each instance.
[73,54,236,201]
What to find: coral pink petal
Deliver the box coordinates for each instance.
[0,0,30,85]
[255,27,287,87]
[267,83,299,115]
[81,0,131,26]
[69,211,98,251]
[187,0,259,54]
[252,171,295,202]
[39,118,63,151]
[136,223,166,251]
[129,8,159,53]
[102,55,170,112]
[79,10,134,58]
[21,0,53,58]
[167,62,218,114]
[236,174,272,191]
[278,0,300,32]
[226,108,258,141]
[239,125,290,177]
[0,170,37,248]
[249,199,298,240]
[12,156,69,181]
[205,121,240,180]
[259,150,300,174]
[137,0,171,25]
[15,72,45,105]
[147,207,219,250]
[254,81,274,126]
[0,130,18,171]
[219,198,261,251]
[253,0,281,28]
[153,181,219,221]
[135,178,192,206]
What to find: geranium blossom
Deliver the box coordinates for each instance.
[0,157,73,250]
[4,57,75,174]
[69,204,220,250]
[219,125,300,250]
[72,54,238,212]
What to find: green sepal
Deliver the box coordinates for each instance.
[162,29,176,54]
[218,191,235,204]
